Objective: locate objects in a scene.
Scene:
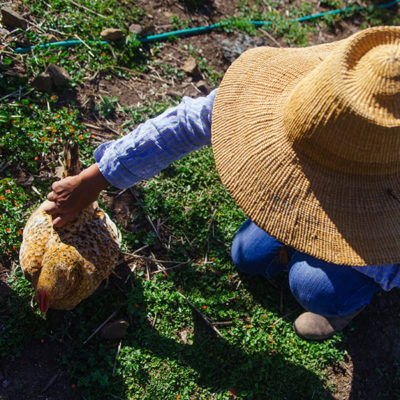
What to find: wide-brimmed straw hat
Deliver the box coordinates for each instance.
[212,26,400,266]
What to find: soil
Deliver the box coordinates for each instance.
[1,0,400,399]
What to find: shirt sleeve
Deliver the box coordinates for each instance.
[94,88,217,189]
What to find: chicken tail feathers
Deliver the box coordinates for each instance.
[63,140,81,177]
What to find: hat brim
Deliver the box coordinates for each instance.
[211,42,400,266]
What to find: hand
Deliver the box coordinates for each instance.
[44,164,110,227]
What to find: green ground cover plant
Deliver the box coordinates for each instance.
[1,0,400,399]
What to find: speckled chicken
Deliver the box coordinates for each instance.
[19,142,121,313]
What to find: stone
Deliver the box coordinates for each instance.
[100,319,129,339]
[46,63,70,87]
[129,23,154,37]
[31,72,52,92]
[217,34,267,64]
[129,23,142,35]
[1,7,27,29]
[183,57,200,77]
[100,28,125,41]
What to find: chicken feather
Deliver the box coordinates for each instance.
[19,142,121,312]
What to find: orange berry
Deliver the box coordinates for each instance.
[6,228,10,232]
[34,156,39,161]
[29,133,33,137]
[202,305,207,309]
[90,134,95,139]
[263,315,266,319]
[79,135,84,140]
[40,137,45,142]
[0,196,4,201]
[18,230,22,235]
[5,189,9,194]
[210,257,214,261]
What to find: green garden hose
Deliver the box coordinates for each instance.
[13,0,400,54]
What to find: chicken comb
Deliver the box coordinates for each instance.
[63,140,81,178]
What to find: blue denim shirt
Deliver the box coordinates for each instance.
[95,88,400,291]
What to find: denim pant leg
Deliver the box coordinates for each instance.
[288,252,381,317]
[231,218,287,279]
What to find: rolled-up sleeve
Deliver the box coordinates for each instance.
[94,89,217,188]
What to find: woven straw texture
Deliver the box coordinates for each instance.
[212,26,400,266]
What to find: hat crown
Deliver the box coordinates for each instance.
[284,27,400,175]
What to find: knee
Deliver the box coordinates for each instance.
[288,254,341,316]
[231,219,284,277]
[231,228,259,274]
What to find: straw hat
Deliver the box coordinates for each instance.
[211,26,400,266]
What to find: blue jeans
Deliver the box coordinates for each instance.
[231,219,381,317]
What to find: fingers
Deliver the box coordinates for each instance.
[47,191,56,202]
[43,199,58,214]
[52,212,75,228]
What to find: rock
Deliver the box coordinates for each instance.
[100,319,129,339]
[129,23,154,37]
[196,80,209,94]
[100,28,125,41]
[1,7,27,29]
[46,63,70,87]
[183,57,201,77]
[129,23,142,35]
[31,72,52,92]
[217,34,267,64]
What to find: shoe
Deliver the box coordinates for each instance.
[293,306,365,340]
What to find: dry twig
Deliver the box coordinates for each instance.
[112,340,122,376]
[83,311,117,344]
[177,292,225,339]
[41,370,61,393]
[70,0,108,18]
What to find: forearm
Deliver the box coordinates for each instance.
[79,163,110,194]
[95,89,217,189]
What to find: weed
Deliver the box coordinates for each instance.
[96,95,120,119]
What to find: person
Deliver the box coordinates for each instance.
[45,26,400,340]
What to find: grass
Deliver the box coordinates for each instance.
[1,0,400,399]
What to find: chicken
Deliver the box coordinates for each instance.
[19,142,121,314]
